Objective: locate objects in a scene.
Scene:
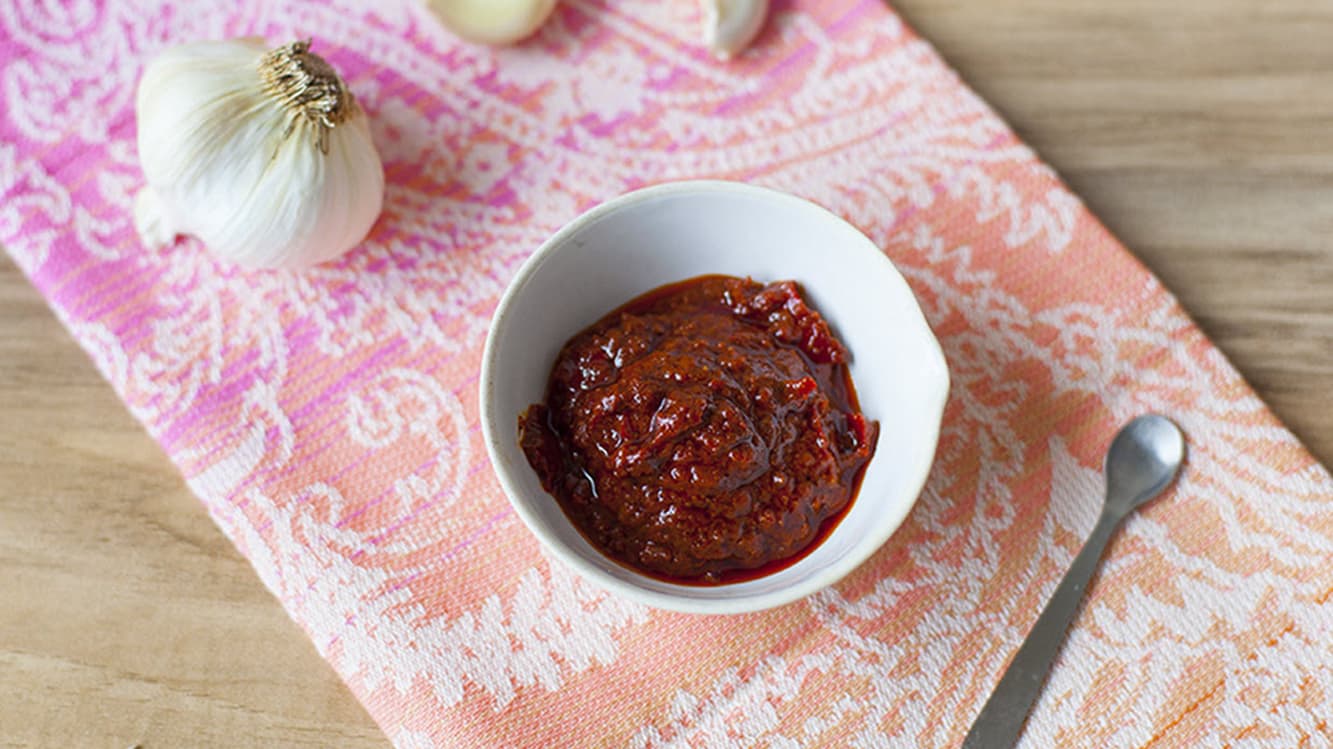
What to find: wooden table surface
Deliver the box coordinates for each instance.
[3,1,1331,746]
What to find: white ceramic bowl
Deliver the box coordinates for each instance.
[480,181,948,614]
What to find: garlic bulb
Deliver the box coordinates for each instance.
[422,0,558,45]
[701,0,769,59]
[134,39,384,269]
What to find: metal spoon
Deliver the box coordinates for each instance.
[962,414,1186,749]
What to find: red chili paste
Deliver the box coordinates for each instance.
[519,275,878,584]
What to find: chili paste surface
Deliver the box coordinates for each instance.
[519,275,878,584]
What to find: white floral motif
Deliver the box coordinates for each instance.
[347,367,471,516]
[0,146,71,273]
[364,90,442,170]
[1047,436,1103,539]
[215,479,647,713]
[457,141,514,196]
[391,729,436,749]
[630,656,813,748]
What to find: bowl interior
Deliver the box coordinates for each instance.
[483,181,948,613]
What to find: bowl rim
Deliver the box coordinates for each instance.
[480,179,948,614]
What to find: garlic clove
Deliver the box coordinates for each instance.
[422,0,558,45]
[701,0,769,60]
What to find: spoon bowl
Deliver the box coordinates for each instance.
[1104,414,1186,515]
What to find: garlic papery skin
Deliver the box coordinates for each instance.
[422,0,558,45]
[134,39,384,270]
[701,0,769,59]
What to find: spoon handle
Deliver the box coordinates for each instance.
[962,510,1122,749]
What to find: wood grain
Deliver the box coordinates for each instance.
[3,1,1331,746]
[0,270,385,747]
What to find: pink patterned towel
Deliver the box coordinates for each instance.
[4,1,1332,746]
